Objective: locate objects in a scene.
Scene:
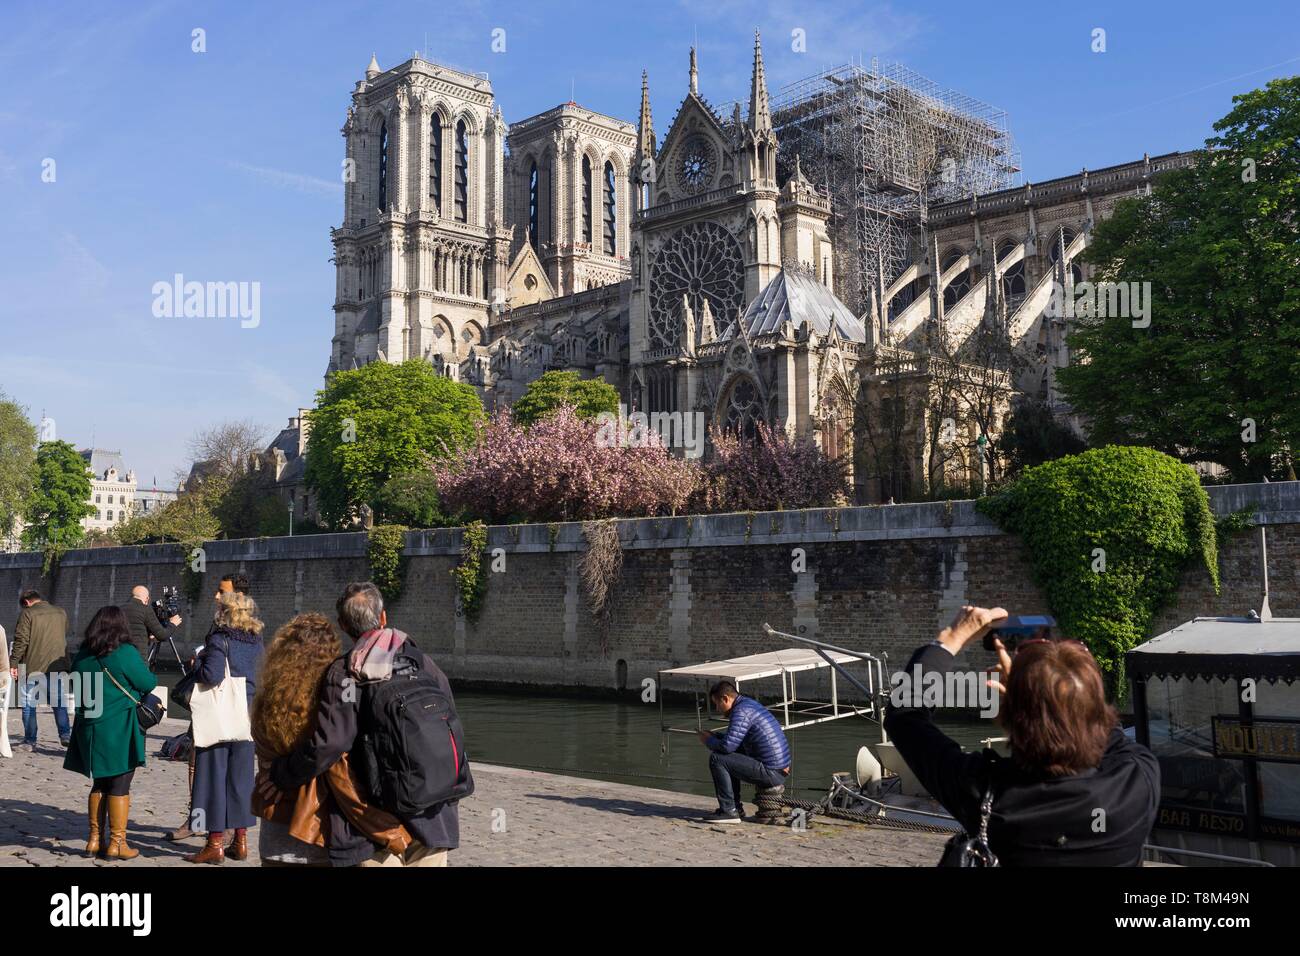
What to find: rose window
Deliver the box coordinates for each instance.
[647,222,744,351]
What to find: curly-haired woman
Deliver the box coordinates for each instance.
[186,591,264,864]
[250,612,411,866]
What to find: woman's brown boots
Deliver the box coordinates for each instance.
[85,791,106,857]
[227,829,249,861]
[187,832,225,865]
[104,795,139,861]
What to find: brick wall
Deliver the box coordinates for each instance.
[1,482,1296,694]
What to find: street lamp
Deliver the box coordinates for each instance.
[288,498,294,537]
[976,433,989,496]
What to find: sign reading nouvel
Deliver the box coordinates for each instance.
[1211,716,1300,763]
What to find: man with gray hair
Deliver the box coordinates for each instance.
[257,582,468,867]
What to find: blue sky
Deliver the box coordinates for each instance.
[1,0,1297,485]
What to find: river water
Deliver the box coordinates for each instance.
[157,672,991,802]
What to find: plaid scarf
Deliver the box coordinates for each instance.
[348,627,408,681]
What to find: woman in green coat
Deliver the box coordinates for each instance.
[64,605,157,861]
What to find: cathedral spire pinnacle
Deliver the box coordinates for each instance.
[689,46,698,95]
[638,71,656,154]
[747,31,771,133]
[366,52,381,79]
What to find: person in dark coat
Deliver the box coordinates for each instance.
[884,605,1160,866]
[10,589,72,749]
[256,582,461,867]
[64,605,157,861]
[186,591,264,865]
[120,586,183,660]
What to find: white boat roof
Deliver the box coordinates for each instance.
[661,648,861,682]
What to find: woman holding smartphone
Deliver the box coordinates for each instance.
[884,606,1160,866]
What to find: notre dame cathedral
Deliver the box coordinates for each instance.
[328,38,1194,503]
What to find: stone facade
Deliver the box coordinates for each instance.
[4,482,1294,695]
[328,42,1198,502]
[80,449,137,534]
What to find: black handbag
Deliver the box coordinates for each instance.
[170,667,200,711]
[103,665,166,731]
[938,756,1000,868]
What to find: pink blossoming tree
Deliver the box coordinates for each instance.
[433,405,697,523]
[697,422,850,513]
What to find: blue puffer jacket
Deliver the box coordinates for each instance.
[707,696,791,769]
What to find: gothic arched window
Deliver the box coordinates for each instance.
[528,161,540,251]
[602,161,617,256]
[581,156,593,244]
[430,119,443,213]
[723,376,764,441]
[940,247,971,310]
[377,122,388,211]
[1002,259,1026,306]
[454,121,469,222]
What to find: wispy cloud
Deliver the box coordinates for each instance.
[226,160,343,196]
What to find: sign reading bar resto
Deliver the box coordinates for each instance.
[1211,716,1300,763]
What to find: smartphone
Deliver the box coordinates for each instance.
[982,614,1056,652]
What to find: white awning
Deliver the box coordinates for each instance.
[660,648,862,682]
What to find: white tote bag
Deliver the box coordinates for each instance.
[189,658,251,748]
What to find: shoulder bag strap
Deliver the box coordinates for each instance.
[102,663,141,707]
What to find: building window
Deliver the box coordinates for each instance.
[106,510,113,521]
[430,119,443,213]
[602,161,617,256]
[454,121,468,222]
[95,494,101,503]
[581,156,593,244]
[378,122,388,211]
[528,161,539,251]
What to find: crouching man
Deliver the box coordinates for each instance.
[696,681,790,824]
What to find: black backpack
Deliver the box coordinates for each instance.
[354,652,474,815]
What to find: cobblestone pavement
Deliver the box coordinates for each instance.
[2,712,949,867]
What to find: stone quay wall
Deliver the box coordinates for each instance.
[1,482,1296,695]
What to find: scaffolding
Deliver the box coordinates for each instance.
[771,59,1020,315]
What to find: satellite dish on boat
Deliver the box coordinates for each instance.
[855,746,882,788]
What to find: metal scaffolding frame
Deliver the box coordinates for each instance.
[771,58,1020,315]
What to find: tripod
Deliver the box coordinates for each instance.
[146,634,190,674]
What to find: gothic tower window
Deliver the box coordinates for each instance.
[581,156,593,244]
[430,119,443,213]
[377,122,388,211]
[602,161,617,256]
[455,120,469,222]
[529,161,540,252]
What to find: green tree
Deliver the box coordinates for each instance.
[374,469,446,528]
[511,370,620,427]
[978,446,1219,694]
[305,360,483,527]
[22,440,95,551]
[1058,78,1300,481]
[0,392,38,543]
[995,400,1088,481]
[114,475,227,546]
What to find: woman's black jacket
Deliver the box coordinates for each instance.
[883,642,1160,866]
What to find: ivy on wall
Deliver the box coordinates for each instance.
[367,524,410,603]
[452,520,488,623]
[977,446,1220,691]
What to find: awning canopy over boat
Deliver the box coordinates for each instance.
[1126,616,1300,683]
[660,648,863,683]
